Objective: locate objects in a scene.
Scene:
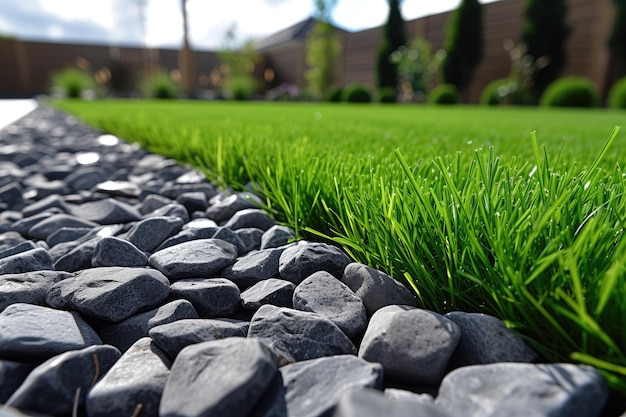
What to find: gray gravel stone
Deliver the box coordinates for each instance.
[0,270,71,312]
[176,190,209,212]
[126,216,184,252]
[149,318,247,359]
[93,180,142,198]
[46,226,92,247]
[281,355,383,417]
[205,192,263,223]
[220,247,285,289]
[0,247,54,275]
[333,388,451,417]
[0,360,37,403]
[139,194,173,215]
[11,211,58,237]
[28,213,98,240]
[0,303,101,361]
[71,198,142,224]
[0,181,23,209]
[261,225,296,249]
[211,226,247,254]
[65,166,108,191]
[160,338,277,417]
[444,311,539,368]
[170,277,240,318]
[0,240,37,259]
[91,236,149,267]
[435,363,609,417]
[53,236,102,272]
[154,226,217,251]
[359,305,460,385]
[236,227,264,252]
[86,337,171,417]
[99,299,199,352]
[241,278,296,310]
[145,202,190,223]
[279,241,352,284]
[293,271,367,339]
[148,238,238,280]
[341,263,416,316]
[0,231,27,252]
[45,266,170,322]
[384,388,435,404]
[248,305,356,366]
[6,345,121,416]
[22,194,69,218]
[224,208,276,231]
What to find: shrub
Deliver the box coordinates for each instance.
[540,77,599,108]
[608,76,626,109]
[378,87,397,103]
[428,84,459,104]
[50,67,96,99]
[481,78,531,106]
[325,87,343,102]
[230,76,257,101]
[342,84,372,103]
[140,70,179,99]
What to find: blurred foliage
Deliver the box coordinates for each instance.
[50,67,97,99]
[342,83,372,103]
[376,0,406,91]
[391,38,445,103]
[428,84,459,105]
[608,76,626,109]
[540,77,599,107]
[306,0,341,99]
[139,70,180,99]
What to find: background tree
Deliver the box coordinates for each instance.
[608,0,626,87]
[521,0,570,99]
[218,25,260,100]
[306,0,341,100]
[376,0,406,92]
[441,0,483,97]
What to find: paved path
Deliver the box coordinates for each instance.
[0,99,38,130]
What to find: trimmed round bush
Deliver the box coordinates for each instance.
[140,70,180,99]
[480,79,531,106]
[540,77,599,108]
[342,83,372,103]
[325,87,343,103]
[608,77,626,109]
[428,84,459,105]
[51,67,96,99]
[378,87,397,103]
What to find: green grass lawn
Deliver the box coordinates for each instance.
[56,100,626,397]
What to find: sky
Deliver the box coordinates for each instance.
[0,0,499,51]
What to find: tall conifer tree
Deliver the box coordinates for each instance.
[376,0,406,91]
[521,0,570,98]
[441,0,484,95]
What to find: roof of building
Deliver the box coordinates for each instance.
[254,17,317,50]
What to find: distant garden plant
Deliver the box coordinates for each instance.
[325,86,343,102]
[377,87,397,103]
[50,67,97,99]
[608,76,626,109]
[428,84,459,105]
[305,0,341,100]
[140,70,180,99]
[391,38,445,103]
[342,83,372,103]
[540,77,599,107]
[481,78,531,106]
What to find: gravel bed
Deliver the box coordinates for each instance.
[0,106,616,417]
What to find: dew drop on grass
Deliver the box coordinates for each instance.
[314,112,323,121]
